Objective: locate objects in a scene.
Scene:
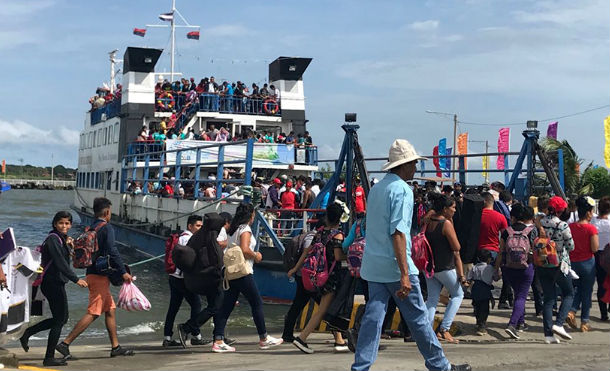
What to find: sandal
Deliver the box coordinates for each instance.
[438,329,459,344]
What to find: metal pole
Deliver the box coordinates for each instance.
[453,114,457,182]
[51,153,54,186]
[170,0,176,82]
[485,140,489,184]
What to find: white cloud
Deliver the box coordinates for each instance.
[0,119,79,147]
[409,20,439,32]
[512,0,607,26]
[205,24,251,37]
[0,0,54,17]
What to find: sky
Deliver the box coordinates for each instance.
[0,0,608,183]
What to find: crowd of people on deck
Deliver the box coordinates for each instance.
[7,138,610,371]
[154,76,281,115]
[88,85,123,111]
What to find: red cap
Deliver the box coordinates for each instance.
[549,196,568,214]
[287,181,293,187]
[273,178,282,185]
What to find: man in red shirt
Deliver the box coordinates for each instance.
[354,178,366,216]
[280,181,297,236]
[478,192,508,254]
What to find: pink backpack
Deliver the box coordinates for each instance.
[411,224,435,278]
[504,226,534,269]
[301,228,339,292]
[347,221,365,277]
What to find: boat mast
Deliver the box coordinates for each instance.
[109,49,120,93]
[170,0,176,82]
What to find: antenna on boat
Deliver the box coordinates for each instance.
[146,0,200,82]
[108,49,122,94]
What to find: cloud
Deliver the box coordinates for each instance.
[0,119,79,147]
[512,0,607,26]
[409,20,439,32]
[0,0,54,17]
[205,24,252,37]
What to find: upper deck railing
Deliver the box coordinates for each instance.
[155,92,281,117]
[90,99,121,125]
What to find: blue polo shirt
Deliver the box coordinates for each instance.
[360,173,418,283]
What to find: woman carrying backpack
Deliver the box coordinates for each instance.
[293,203,348,354]
[495,204,537,339]
[424,193,465,344]
[566,196,599,332]
[538,196,575,343]
[211,202,283,352]
[20,211,88,367]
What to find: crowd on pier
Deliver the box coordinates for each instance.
[7,138,610,371]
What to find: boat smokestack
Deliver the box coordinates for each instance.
[269,57,312,135]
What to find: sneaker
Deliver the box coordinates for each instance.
[475,326,488,336]
[580,322,591,332]
[211,342,235,353]
[552,325,572,340]
[162,339,182,347]
[565,311,578,329]
[334,343,349,353]
[505,325,520,339]
[545,336,560,344]
[224,337,237,346]
[177,324,188,349]
[293,337,314,354]
[259,335,283,349]
[191,338,212,346]
[43,357,67,366]
[517,323,529,332]
[346,328,358,353]
[110,345,134,357]
[55,342,72,359]
[498,302,511,310]
[451,364,472,371]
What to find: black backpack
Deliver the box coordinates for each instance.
[283,230,317,272]
[183,212,224,294]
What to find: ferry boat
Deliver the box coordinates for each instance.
[72,2,321,302]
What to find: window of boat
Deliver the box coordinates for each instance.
[87,133,91,148]
[106,171,112,190]
[115,171,119,191]
[92,131,96,148]
[108,125,113,145]
[103,128,107,145]
[114,123,120,143]
[98,129,103,146]
[86,173,90,188]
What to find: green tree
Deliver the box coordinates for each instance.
[582,167,610,199]
[537,138,592,197]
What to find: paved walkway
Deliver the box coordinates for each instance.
[6,302,610,370]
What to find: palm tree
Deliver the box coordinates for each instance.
[536,138,592,198]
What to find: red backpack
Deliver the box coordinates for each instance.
[73,222,107,269]
[411,224,434,278]
[165,232,189,274]
[301,228,340,292]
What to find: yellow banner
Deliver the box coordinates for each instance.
[605,116,610,168]
[482,155,488,180]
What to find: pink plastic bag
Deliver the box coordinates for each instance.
[118,282,151,311]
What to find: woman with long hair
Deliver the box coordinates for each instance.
[424,193,465,344]
[566,196,599,332]
[211,202,283,352]
[592,196,610,321]
[20,211,88,366]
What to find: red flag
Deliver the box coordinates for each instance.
[187,31,200,40]
[497,128,510,170]
[433,146,441,177]
[133,28,146,37]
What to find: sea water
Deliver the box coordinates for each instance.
[0,190,287,343]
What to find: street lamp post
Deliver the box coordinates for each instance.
[425,110,458,181]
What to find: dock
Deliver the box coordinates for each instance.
[5,301,609,370]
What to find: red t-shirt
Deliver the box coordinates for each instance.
[280,191,296,209]
[478,208,508,252]
[569,222,598,262]
[354,186,366,214]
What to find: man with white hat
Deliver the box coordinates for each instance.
[351,139,470,371]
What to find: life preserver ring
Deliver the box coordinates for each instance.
[263,99,279,115]
[156,92,175,110]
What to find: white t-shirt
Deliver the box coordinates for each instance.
[228,224,256,272]
[217,227,228,246]
[172,231,192,278]
[593,216,610,251]
[311,185,320,196]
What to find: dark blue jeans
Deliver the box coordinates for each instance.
[571,257,596,323]
[537,267,574,336]
[164,276,202,337]
[214,274,267,340]
[595,251,609,319]
[183,288,224,336]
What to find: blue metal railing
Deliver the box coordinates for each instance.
[156,93,281,116]
[90,99,121,125]
[122,139,254,200]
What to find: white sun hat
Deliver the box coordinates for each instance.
[381,139,427,171]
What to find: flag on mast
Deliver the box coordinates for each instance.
[133,28,146,37]
[159,12,174,21]
[187,31,200,40]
